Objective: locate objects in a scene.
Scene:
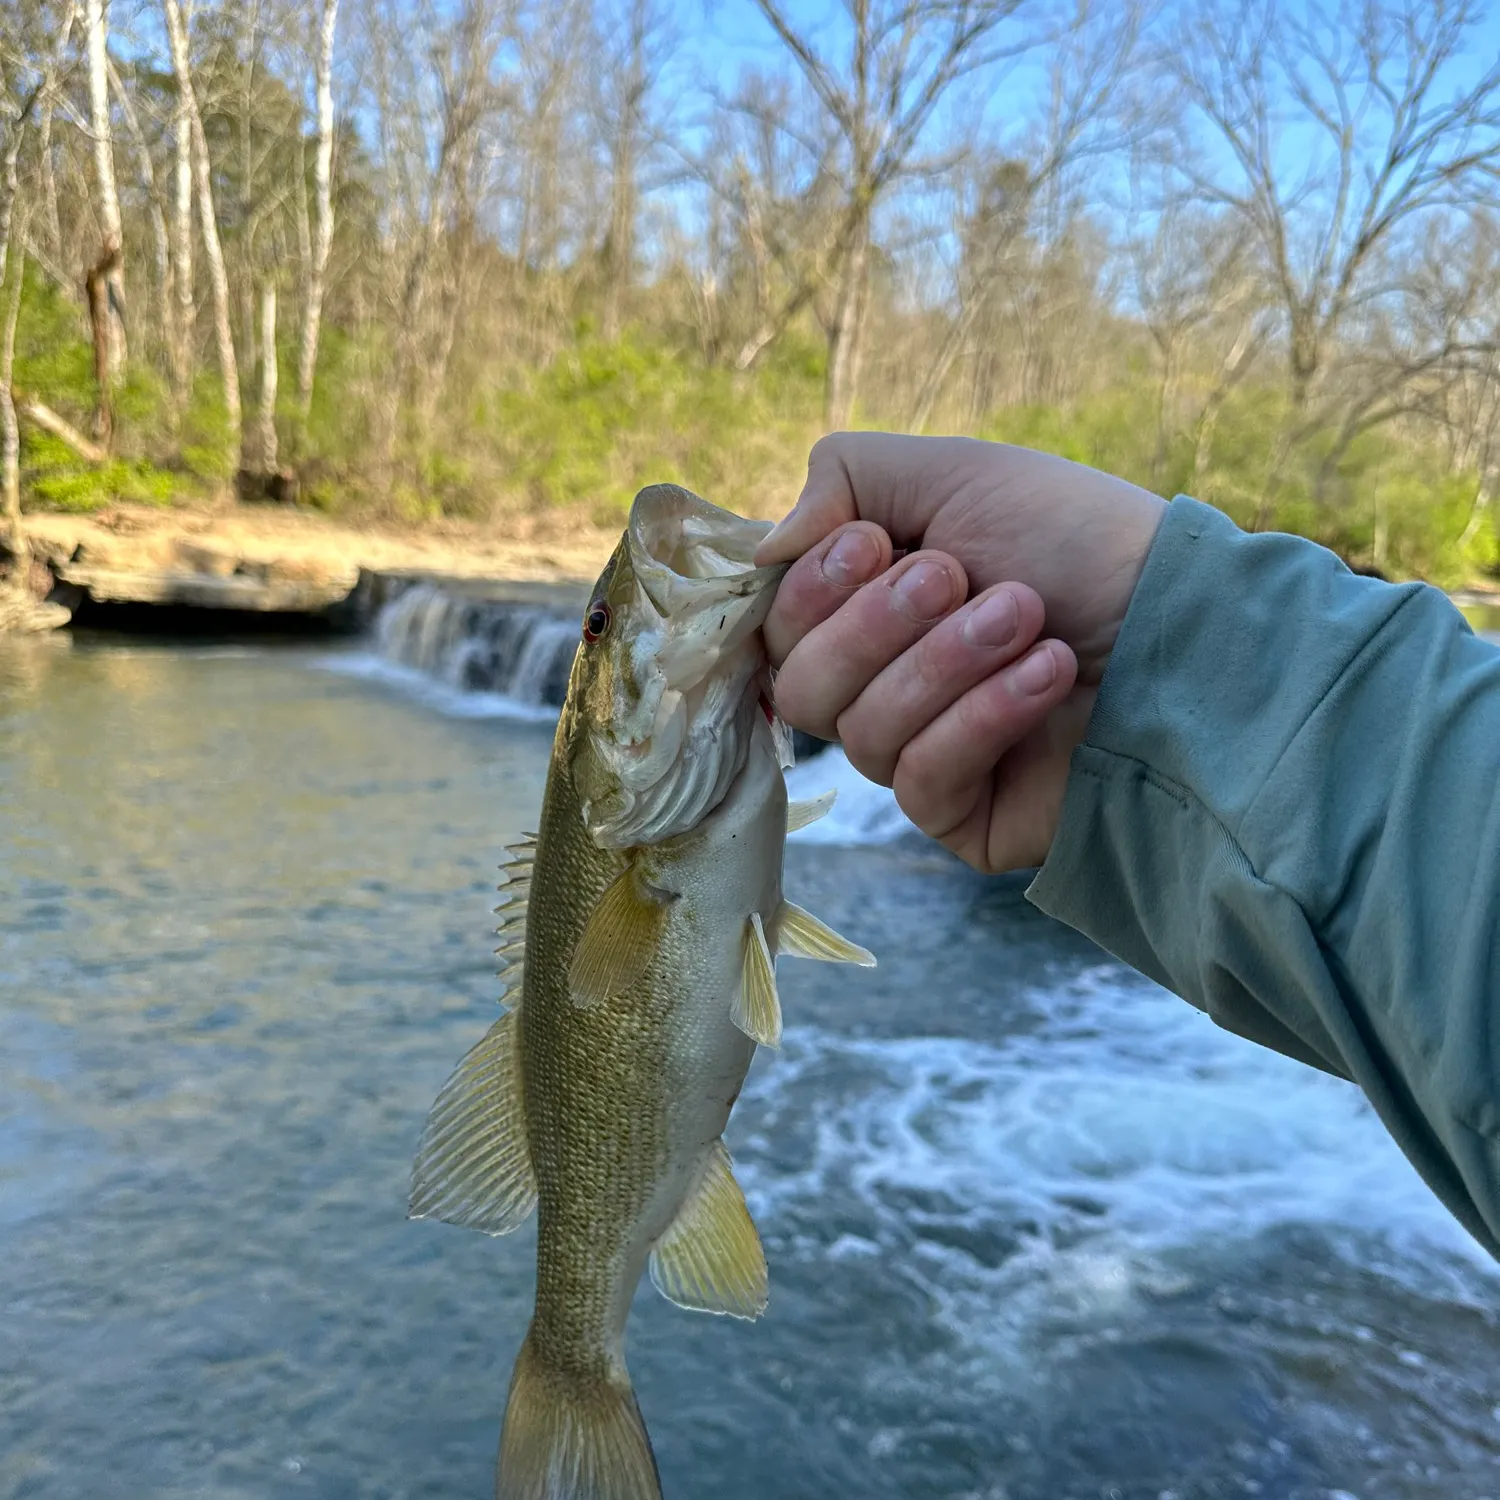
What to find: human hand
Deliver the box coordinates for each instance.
[756,433,1167,873]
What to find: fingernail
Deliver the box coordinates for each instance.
[821,529,880,587]
[1010,645,1057,697]
[962,588,1018,649]
[890,560,955,622]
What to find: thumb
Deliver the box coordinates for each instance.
[756,435,859,566]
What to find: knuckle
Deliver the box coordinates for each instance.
[833,709,896,788]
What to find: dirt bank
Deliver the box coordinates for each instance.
[22,501,620,594]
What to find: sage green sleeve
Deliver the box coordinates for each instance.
[1026,497,1500,1257]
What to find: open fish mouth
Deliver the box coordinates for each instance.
[580,485,792,849]
[626,484,785,623]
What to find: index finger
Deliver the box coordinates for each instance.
[762,520,892,666]
[755,432,978,566]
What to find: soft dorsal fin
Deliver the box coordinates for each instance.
[649,1140,768,1320]
[732,912,781,1047]
[775,901,876,966]
[569,863,670,1007]
[787,790,837,832]
[409,1005,537,1235]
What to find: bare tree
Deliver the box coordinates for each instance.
[1128,202,1264,487]
[1162,0,1500,524]
[1,83,34,601]
[2,218,28,598]
[107,56,173,385]
[296,0,338,416]
[259,280,278,470]
[751,0,1040,426]
[164,0,242,473]
[172,0,193,410]
[83,0,125,384]
[713,77,847,372]
[595,0,668,338]
[910,1,1147,431]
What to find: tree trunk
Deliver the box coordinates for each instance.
[602,130,635,340]
[85,0,127,380]
[1151,335,1179,490]
[1458,481,1492,551]
[173,11,195,410]
[164,0,241,474]
[1192,320,1259,498]
[39,82,62,268]
[823,204,870,430]
[258,281,278,472]
[2,232,26,594]
[298,0,339,416]
[909,298,981,433]
[108,59,173,387]
[17,397,109,463]
[85,245,117,445]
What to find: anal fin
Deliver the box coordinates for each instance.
[409,1006,538,1235]
[775,900,876,966]
[649,1141,768,1320]
[732,912,781,1047]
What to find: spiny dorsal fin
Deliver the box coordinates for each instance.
[493,839,535,1002]
[569,864,669,1008]
[732,912,781,1047]
[649,1140,768,1320]
[787,790,837,832]
[775,900,876,966]
[409,1006,537,1235]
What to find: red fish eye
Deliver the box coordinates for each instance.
[583,600,611,643]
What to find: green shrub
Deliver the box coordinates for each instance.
[489,334,819,521]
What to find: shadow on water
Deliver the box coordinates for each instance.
[3,632,1500,1500]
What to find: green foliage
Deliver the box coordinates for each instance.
[8,238,1493,591]
[179,378,237,483]
[489,334,819,522]
[13,267,95,414]
[975,378,1500,587]
[23,431,176,512]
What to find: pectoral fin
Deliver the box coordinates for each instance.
[732,912,781,1047]
[569,865,669,1007]
[787,790,837,832]
[409,1006,537,1235]
[775,900,876,966]
[649,1141,768,1320]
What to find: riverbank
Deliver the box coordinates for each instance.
[7,498,1500,636]
[8,500,619,626]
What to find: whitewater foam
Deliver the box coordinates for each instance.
[785,748,916,846]
[313,651,561,723]
[731,961,1496,1353]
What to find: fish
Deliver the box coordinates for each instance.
[408,482,875,1500]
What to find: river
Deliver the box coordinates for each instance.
[3,601,1500,1500]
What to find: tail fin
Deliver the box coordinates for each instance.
[496,1328,662,1500]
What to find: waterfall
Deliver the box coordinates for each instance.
[348,575,917,844]
[372,582,580,709]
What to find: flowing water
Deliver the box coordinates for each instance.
[4,592,1500,1500]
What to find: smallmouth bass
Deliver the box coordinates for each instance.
[410,484,875,1500]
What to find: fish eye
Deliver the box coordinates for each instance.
[582,599,612,643]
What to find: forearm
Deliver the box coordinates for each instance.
[1028,498,1500,1255]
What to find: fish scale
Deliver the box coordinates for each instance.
[409,483,875,1500]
